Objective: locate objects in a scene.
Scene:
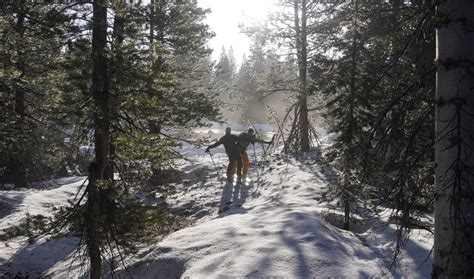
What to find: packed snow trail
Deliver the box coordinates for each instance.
[115,148,392,278]
[114,126,432,278]
[0,124,433,278]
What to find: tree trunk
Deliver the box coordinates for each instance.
[433,0,474,277]
[342,0,360,231]
[149,0,163,180]
[110,3,126,180]
[343,191,350,230]
[8,0,27,188]
[150,0,154,45]
[88,0,110,277]
[148,0,161,136]
[294,0,310,152]
[86,163,102,279]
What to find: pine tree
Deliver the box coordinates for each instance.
[215,46,236,84]
[308,0,437,237]
[293,0,310,152]
[0,0,72,187]
[87,0,109,275]
[312,0,373,230]
[0,0,221,276]
[243,0,320,152]
[239,33,271,123]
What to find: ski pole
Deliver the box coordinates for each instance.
[252,143,261,189]
[208,151,222,178]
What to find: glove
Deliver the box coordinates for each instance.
[205,147,210,153]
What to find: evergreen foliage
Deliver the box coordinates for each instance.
[1,0,219,275]
[0,1,74,186]
[241,0,436,248]
[311,1,436,234]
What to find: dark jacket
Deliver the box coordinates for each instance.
[208,134,240,160]
[237,132,268,151]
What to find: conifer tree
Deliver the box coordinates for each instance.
[0,0,220,275]
[307,0,436,236]
[0,0,73,187]
[242,0,320,151]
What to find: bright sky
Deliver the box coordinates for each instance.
[197,0,276,65]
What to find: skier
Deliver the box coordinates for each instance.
[205,127,242,182]
[237,128,273,182]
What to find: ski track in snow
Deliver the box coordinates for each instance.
[0,126,433,278]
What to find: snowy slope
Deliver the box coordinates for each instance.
[117,153,390,278]
[0,177,85,277]
[0,126,433,278]
[111,129,432,278]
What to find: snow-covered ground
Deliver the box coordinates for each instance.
[0,177,85,277]
[0,126,433,278]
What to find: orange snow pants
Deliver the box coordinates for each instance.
[241,150,250,176]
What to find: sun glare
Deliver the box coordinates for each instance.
[198,0,276,64]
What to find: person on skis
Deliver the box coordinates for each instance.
[237,128,273,181]
[205,127,242,182]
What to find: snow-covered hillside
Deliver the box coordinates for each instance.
[0,177,85,277]
[0,127,433,278]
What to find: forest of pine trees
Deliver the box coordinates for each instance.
[1,0,473,277]
[210,0,473,276]
[1,0,219,276]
